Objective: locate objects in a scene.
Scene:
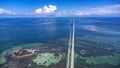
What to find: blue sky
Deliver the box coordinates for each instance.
[0,0,120,17]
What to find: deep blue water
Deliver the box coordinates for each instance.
[0,17,120,52]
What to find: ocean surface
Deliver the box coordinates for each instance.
[0,17,120,52]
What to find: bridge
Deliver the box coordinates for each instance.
[67,21,75,68]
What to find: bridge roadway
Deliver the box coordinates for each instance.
[66,21,75,68]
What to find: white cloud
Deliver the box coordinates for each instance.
[0,8,15,15]
[105,4,120,9]
[35,5,57,14]
[75,4,120,16]
[35,8,42,14]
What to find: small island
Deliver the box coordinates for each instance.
[13,49,32,57]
